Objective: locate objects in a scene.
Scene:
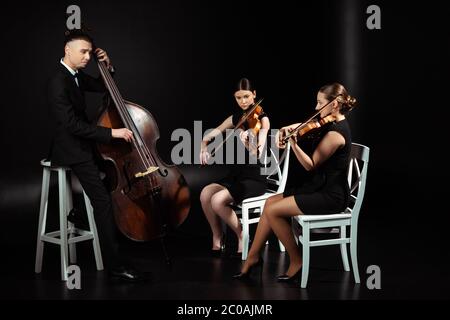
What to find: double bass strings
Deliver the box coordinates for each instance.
[97,61,160,189]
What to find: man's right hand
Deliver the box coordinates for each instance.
[112,128,133,142]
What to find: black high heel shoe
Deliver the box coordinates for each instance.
[277,267,302,283]
[227,250,243,260]
[232,257,264,280]
[210,249,222,258]
[211,234,226,257]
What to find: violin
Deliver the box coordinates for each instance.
[239,103,265,156]
[240,104,264,136]
[280,96,340,145]
[281,114,336,145]
[210,98,264,157]
[293,114,335,139]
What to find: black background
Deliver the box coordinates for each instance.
[0,0,449,301]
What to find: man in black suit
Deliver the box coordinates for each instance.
[47,29,145,282]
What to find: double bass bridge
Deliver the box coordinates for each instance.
[135,166,159,178]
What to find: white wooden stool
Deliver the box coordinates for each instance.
[34,159,103,281]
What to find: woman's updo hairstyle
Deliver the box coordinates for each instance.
[319,83,356,114]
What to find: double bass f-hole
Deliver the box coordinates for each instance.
[158,168,168,177]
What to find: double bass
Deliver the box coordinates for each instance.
[95,53,191,242]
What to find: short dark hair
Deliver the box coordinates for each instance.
[64,29,94,46]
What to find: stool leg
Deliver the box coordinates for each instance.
[59,169,69,281]
[83,191,104,270]
[35,167,50,273]
[66,174,77,264]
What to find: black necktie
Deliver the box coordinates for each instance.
[73,72,79,86]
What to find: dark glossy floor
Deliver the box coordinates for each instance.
[1,209,449,301]
[1,166,449,302]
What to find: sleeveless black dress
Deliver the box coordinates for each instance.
[217,110,269,204]
[283,119,352,215]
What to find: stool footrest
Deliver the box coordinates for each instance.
[41,230,95,245]
[68,234,94,243]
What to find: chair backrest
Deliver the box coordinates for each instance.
[262,135,291,194]
[346,143,370,225]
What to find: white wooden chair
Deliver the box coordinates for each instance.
[234,138,291,260]
[292,143,370,288]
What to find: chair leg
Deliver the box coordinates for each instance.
[292,218,300,245]
[35,167,50,274]
[84,191,103,270]
[301,222,310,288]
[350,226,360,283]
[340,226,350,272]
[58,169,69,281]
[66,175,77,264]
[241,206,250,261]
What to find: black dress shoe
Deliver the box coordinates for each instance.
[108,266,150,283]
[68,208,90,230]
[277,268,301,283]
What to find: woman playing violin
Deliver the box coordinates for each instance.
[233,82,356,282]
[200,78,270,258]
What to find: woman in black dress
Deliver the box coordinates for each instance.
[234,82,356,280]
[200,78,270,256]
